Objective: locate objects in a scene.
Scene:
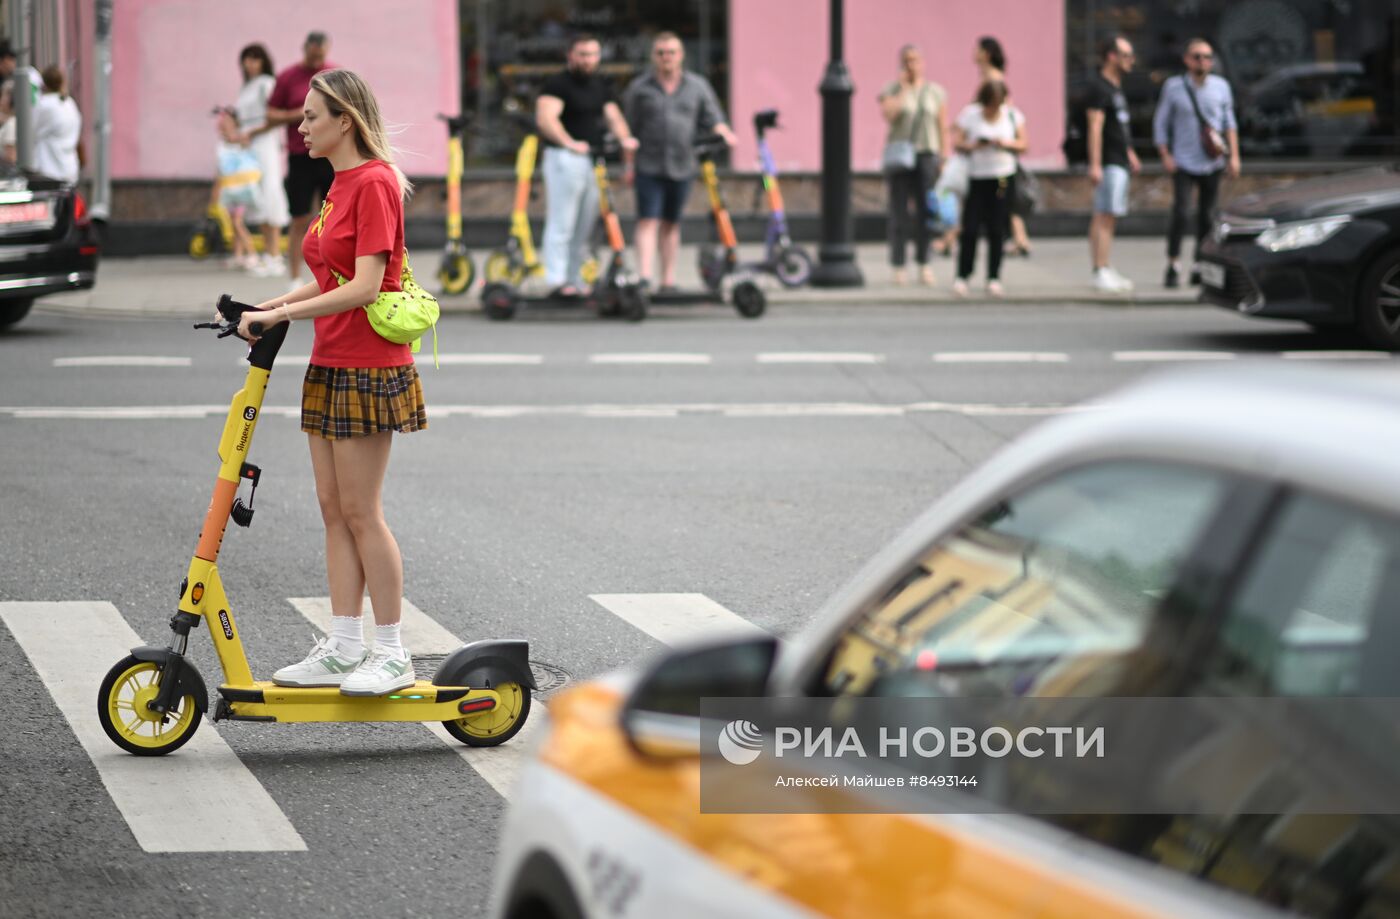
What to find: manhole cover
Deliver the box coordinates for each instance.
[414,655,571,694]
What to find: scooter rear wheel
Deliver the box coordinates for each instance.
[618,285,648,323]
[98,656,201,756]
[732,280,767,319]
[441,682,532,747]
[481,283,519,321]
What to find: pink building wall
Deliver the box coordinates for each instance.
[730,0,1066,171]
[110,0,459,179]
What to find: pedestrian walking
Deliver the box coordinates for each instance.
[32,66,81,184]
[0,80,14,164]
[0,40,42,108]
[950,80,1026,298]
[878,43,948,287]
[536,34,637,298]
[237,68,427,697]
[1153,37,1239,288]
[267,31,335,292]
[213,107,263,271]
[622,31,736,291]
[1086,35,1140,292]
[974,36,1033,258]
[233,42,291,278]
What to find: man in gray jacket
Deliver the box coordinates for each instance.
[622,32,737,291]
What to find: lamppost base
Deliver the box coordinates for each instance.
[810,246,865,287]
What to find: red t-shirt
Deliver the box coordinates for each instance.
[267,61,336,155]
[302,160,411,368]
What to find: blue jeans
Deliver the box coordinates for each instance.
[541,147,599,288]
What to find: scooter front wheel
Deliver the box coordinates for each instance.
[442,682,532,747]
[98,656,201,756]
[439,250,476,295]
[774,245,814,288]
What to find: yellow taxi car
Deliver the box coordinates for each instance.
[490,365,1400,919]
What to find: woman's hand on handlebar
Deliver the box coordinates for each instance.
[237,305,287,342]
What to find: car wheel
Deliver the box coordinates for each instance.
[1357,249,1400,350]
[0,298,35,329]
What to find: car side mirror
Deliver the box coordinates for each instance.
[620,635,779,760]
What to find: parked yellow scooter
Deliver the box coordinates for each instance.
[436,112,477,295]
[96,296,534,756]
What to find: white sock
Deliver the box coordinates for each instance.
[329,615,364,658]
[374,622,405,654]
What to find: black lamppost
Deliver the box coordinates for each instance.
[810,0,863,287]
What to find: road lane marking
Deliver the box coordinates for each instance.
[1,401,1074,420]
[931,352,1069,363]
[285,597,538,799]
[1279,351,1391,361]
[589,593,770,647]
[54,356,192,367]
[427,354,545,365]
[588,353,713,365]
[757,352,885,364]
[1111,351,1237,362]
[0,601,306,853]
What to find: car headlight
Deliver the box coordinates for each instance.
[1255,216,1352,253]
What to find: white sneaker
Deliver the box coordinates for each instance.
[340,646,416,696]
[1093,268,1133,292]
[250,255,287,278]
[986,280,1005,298]
[272,635,365,687]
[951,279,969,297]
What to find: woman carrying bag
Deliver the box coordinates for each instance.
[238,69,429,697]
[878,44,948,287]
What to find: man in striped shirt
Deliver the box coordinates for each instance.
[1153,38,1240,288]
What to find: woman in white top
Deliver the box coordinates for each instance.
[234,43,290,276]
[33,66,81,184]
[950,80,1026,296]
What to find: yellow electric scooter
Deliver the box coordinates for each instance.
[96,296,534,756]
[437,112,477,295]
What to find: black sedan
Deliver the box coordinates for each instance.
[0,160,99,329]
[1198,165,1400,348]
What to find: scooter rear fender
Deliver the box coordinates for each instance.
[432,639,536,692]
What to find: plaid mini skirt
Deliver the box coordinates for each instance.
[301,364,428,440]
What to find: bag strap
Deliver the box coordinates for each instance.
[1182,75,1211,130]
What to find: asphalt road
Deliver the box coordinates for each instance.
[0,300,1387,917]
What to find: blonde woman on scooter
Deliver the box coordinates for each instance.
[238,68,426,696]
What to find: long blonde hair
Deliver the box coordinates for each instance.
[309,68,412,199]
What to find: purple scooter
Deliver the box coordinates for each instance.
[698,109,813,289]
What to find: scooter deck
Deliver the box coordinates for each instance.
[217,680,500,723]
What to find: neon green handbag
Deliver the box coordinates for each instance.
[335,251,440,367]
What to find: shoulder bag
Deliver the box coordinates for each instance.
[334,251,441,367]
[1182,76,1226,159]
[882,83,927,173]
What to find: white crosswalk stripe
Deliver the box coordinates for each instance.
[0,601,306,852]
[1112,350,1236,362]
[285,597,541,799]
[588,593,769,646]
[757,352,884,364]
[54,356,192,367]
[588,353,713,365]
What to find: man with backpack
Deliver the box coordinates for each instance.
[1152,37,1240,288]
[1085,35,1140,293]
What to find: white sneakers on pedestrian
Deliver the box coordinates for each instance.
[340,645,416,697]
[951,279,969,297]
[272,635,365,687]
[249,254,287,278]
[987,280,1005,298]
[1093,267,1135,292]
